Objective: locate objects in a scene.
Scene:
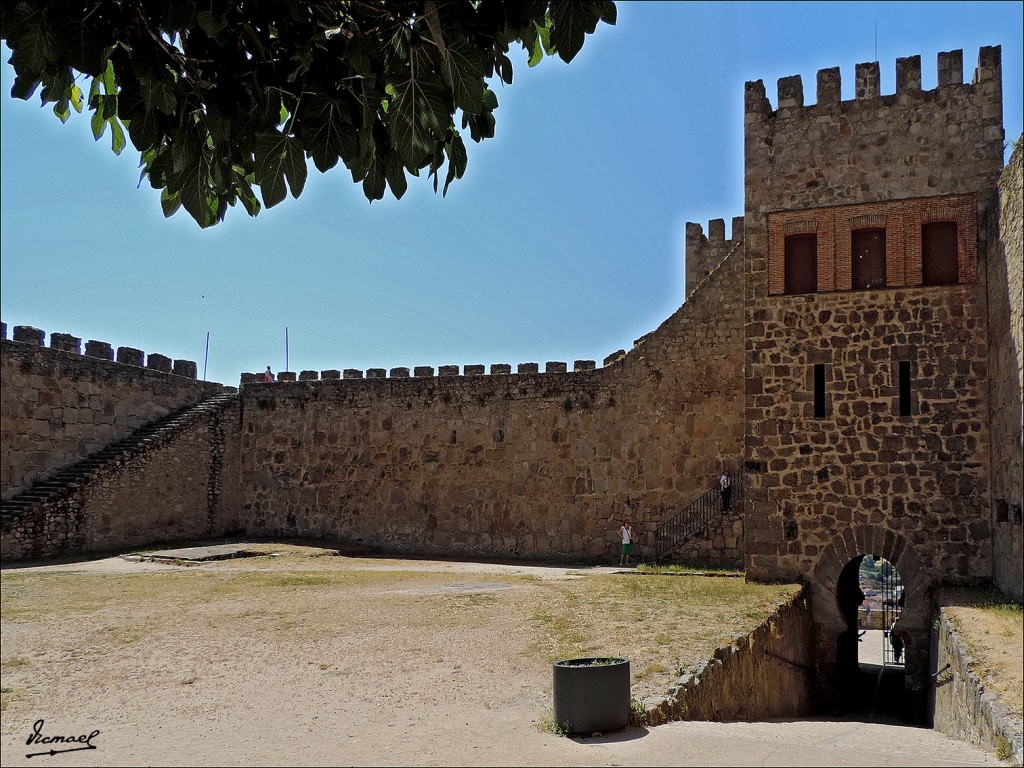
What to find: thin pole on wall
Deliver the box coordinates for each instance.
[285,326,289,372]
[203,331,210,381]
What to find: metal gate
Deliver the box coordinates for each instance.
[880,558,904,666]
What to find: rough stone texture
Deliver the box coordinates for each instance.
[13,326,44,345]
[671,506,745,569]
[0,338,226,499]
[85,340,114,360]
[1,396,242,560]
[49,333,81,355]
[237,248,745,562]
[743,48,1005,720]
[147,353,172,373]
[173,359,198,379]
[989,137,1024,599]
[116,346,145,367]
[645,590,815,723]
[685,218,744,300]
[931,610,1023,765]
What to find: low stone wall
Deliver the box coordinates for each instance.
[931,609,1023,764]
[644,587,815,723]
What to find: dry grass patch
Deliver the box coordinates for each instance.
[1,546,800,723]
[940,587,1023,719]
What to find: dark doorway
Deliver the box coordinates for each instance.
[835,554,908,722]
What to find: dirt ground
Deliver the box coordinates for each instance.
[0,543,1009,767]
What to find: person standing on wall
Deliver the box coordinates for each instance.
[619,521,634,566]
[719,468,732,511]
[264,366,275,383]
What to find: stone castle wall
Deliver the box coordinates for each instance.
[645,588,816,723]
[989,138,1024,599]
[931,608,1023,763]
[741,48,1005,718]
[1,396,242,560]
[237,245,746,561]
[1,326,228,500]
[685,217,743,300]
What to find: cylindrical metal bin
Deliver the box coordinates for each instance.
[552,657,630,734]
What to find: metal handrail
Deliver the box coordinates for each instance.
[655,467,745,560]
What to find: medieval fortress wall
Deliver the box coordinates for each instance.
[0,47,1020,604]
[990,143,1024,598]
[0,324,227,498]
[238,245,745,561]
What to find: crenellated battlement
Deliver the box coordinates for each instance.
[1,321,201,379]
[685,217,744,300]
[240,358,609,385]
[744,47,1001,117]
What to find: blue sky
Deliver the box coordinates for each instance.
[2,1,1022,387]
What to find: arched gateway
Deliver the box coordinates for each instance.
[809,525,929,722]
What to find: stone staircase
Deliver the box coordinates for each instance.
[0,392,238,518]
[655,466,745,561]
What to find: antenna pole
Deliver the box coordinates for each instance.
[203,331,210,381]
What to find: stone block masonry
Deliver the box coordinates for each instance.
[238,246,746,563]
[931,609,1023,764]
[989,138,1024,599]
[644,589,815,723]
[1,395,242,560]
[1,328,227,499]
[742,47,1007,720]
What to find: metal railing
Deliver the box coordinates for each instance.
[655,467,745,561]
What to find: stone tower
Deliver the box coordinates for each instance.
[741,48,1005,719]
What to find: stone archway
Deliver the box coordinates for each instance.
[808,525,930,723]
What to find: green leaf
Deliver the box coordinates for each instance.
[53,100,70,123]
[384,151,407,200]
[550,2,602,64]
[388,74,451,167]
[196,10,228,40]
[254,131,307,208]
[109,117,126,154]
[361,152,386,201]
[160,189,182,217]
[527,30,544,67]
[70,84,84,113]
[235,174,262,217]
[299,95,358,173]
[176,151,220,228]
[142,79,177,115]
[10,5,58,80]
[497,53,514,85]
[442,133,467,196]
[440,36,485,114]
[100,59,116,94]
[56,15,105,76]
[91,108,106,139]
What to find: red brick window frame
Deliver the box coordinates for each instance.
[767,194,975,295]
[768,215,832,295]
[904,195,977,286]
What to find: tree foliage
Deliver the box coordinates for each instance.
[1,0,616,227]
